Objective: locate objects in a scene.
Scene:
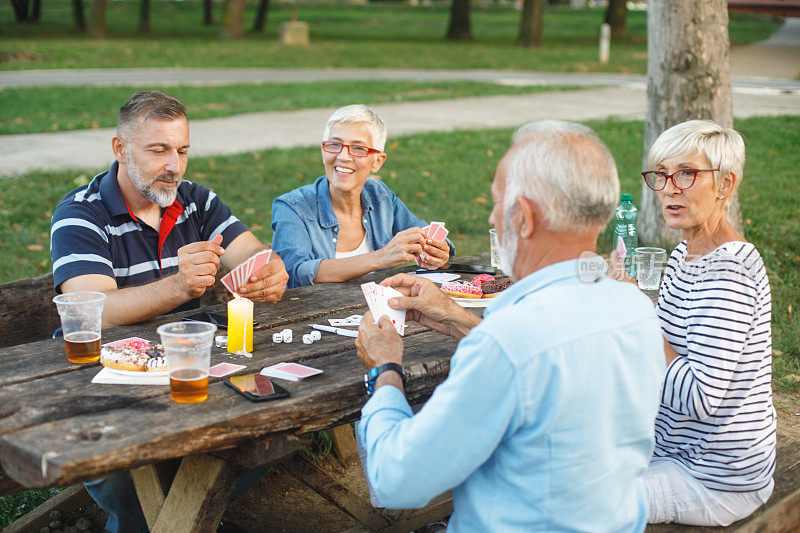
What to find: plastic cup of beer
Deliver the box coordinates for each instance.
[52,291,107,364]
[157,321,216,404]
[489,228,500,269]
[635,247,667,291]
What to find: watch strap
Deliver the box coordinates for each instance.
[364,363,406,395]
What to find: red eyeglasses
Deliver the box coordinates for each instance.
[321,141,381,158]
[642,168,719,191]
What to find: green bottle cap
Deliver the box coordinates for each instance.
[621,194,633,202]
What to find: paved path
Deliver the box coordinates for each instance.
[1,19,798,177]
[3,86,798,177]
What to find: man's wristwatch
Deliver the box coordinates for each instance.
[364,363,406,395]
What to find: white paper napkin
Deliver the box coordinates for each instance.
[91,367,169,385]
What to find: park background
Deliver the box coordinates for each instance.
[1,0,799,528]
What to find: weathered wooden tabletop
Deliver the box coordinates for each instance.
[0,256,493,493]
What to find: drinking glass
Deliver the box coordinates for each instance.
[489,229,500,269]
[635,247,667,291]
[53,291,106,364]
[157,321,217,403]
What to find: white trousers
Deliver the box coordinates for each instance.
[645,458,773,526]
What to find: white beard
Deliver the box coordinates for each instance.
[126,153,179,208]
[498,215,519,281]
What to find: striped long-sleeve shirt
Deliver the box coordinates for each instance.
[50,161,248,313]
[654,240,776,493]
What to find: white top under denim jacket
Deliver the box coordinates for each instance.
[271,175,456,289]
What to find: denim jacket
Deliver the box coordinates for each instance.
[271,176,455,288]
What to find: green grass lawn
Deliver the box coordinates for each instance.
[0,81,579,135]
[1,115,798,390]
[0,2,781,72]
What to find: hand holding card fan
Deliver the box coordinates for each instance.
[221,249,272,295]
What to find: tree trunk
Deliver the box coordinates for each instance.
[87,0,107,39]
[73,0,86,32]
[603,0,626,38]
[445,0,472,41]
[139,0,150,34]
[31,0,41,21]
[641,0,741,247]
[10,0,31,22]
[204,0,214,25]
[220,0,246,40]
[517,0,545,47]
[253,0,269,33]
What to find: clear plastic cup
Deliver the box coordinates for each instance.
[157,321,217,403]
[489,229,500,269]
[52,291,107,364]
[635,247,667,291]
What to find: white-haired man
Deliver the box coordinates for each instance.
[355,121,666,531]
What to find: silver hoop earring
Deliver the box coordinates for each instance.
[718,195,725,199]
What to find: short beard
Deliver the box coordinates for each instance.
[498,207,519,281]
[126,152,180,208]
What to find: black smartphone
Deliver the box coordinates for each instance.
[224,373,290,402]
[182,312,228,329]
[418,263,496,275]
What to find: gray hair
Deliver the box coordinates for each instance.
[117,91,187,140]
[647,120,745,208]
[322,104,388,151]
[506,120,620,232]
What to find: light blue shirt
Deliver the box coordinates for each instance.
[271,176,455,288]
[359,260,666,532]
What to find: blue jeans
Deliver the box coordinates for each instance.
[85,466,268,532]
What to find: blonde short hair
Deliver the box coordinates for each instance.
[647,120,745,207]
[322,104,387,151]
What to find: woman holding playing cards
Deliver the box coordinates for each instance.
[271,105,455,289]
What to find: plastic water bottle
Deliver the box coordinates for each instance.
[613,194,638,276]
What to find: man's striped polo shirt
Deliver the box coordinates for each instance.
[50,161,248,312]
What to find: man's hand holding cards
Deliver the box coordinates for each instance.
[416,221,450,270]
[361,282,406,335]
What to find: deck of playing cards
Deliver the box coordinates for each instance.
[360,282,406,335]
[261,362,323,382]
[221,249,272,294]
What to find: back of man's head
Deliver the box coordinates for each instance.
[117,91,187,140]
[506,120,620,233]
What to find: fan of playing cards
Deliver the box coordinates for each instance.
[416,221,449,267]
[361,282,406,335]
[221,249,272,294]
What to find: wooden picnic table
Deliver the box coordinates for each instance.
[0,255,492,532]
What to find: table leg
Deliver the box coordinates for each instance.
[131,454,239,533]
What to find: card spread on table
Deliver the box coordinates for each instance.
[328,315,363,327]
[261,362,323,382]
[360,282,406,335]
[209,363,247,377]
[221,249,272,294]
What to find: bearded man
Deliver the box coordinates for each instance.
[355,121,666,532]
[50,91,288,327]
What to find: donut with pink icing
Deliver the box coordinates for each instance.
[471,274,495,287]
[441,281,483,299]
